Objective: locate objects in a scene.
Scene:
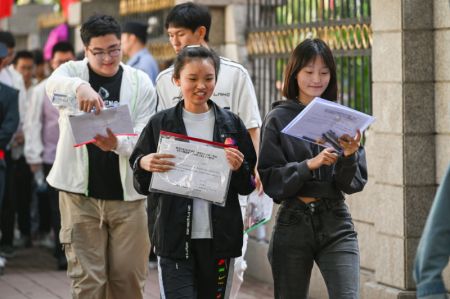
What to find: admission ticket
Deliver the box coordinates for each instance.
[149,131,233,205]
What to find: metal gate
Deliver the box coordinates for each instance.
[246,0,372,117]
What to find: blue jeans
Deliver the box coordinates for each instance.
[268,198,360,299]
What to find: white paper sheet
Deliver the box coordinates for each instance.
[68,105,136,147]
[150,132,232,205]
[281,97,375,149]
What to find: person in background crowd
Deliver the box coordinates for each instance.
[131,45,257,299]
[0,32,26,111]
[0,41,20,275]
[414,164,450,299]
[13,51,35,90]
[45,14,153,298]
[257,38,367,299]
[32,49,47,83]
[24,41,76,271]
[121,21,159,84]
[148,4,262,297]
[0,49,35,257]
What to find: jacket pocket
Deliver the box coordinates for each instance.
[60,228,84,278]
[331,203,352,219]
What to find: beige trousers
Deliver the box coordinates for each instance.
[59,192,150,299]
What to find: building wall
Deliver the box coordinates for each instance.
[4,4,54,50]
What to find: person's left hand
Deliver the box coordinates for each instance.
[225,147,244,171]
[338,130,361,157]
[14,131,25,146]
[93,128,118,151]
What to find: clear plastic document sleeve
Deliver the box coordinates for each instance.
[149,131,233,205]
[244,191,273,234]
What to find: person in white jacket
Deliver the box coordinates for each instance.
[45,15,154,299]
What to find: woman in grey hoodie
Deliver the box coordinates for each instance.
[258,38,368,299]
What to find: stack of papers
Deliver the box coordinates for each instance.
[68,105,136,147]
[281,97,375,149]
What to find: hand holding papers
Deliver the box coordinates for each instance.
[150,131,233,205]
[282,97,375,150]
[68,105,136,147]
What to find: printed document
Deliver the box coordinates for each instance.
[150,131,232,205]
[68,105,136,147]
[282,97,375,149]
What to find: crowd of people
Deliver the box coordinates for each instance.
[0,2,378,299]
[0,3,368,299]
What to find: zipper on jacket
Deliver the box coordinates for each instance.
[185,204,191,259]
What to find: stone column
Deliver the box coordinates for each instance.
[349,1,436,297]
[435,1,450,180]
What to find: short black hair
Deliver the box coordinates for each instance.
[0,31,15,48]
[52,41,75,58]
[13,50,34,66]
[123,21,147,44]
[173,46,220,81]
[165,3,211,42]
[80,14,121,46]
[32,49,45,65]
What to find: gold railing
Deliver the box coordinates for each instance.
[247,24,373,56]
[119,0,175,15]
[148,42,176,62]
[38,12,65,29]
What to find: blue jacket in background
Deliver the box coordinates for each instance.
[414,165,450,299]
[127,48,159,85]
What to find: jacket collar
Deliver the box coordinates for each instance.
[168,99,237,143]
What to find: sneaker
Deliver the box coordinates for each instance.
[0,246,15,258]
[14,235,32,248]
[0,256,6,275]
[36,233,54,249]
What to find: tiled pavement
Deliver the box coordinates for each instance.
[0,247,273,299]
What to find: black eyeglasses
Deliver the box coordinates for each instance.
[87,47,121,61]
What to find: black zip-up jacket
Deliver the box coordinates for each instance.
[258,99,367,203]
[0,82,19,150]
[130,100,257,260]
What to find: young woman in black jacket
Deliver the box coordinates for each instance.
[257,38,368,299]
[130,46,256,299]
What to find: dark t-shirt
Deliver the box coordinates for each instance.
[86,64,124,200]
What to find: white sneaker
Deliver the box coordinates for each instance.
[0,256,6,275]
[148,261,157,270]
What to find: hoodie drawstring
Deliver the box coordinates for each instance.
[97,200,106,228]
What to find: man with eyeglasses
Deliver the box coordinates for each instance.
[45,15,154,298]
